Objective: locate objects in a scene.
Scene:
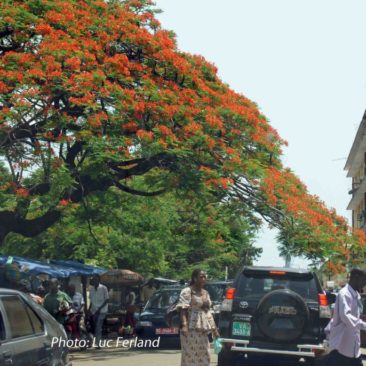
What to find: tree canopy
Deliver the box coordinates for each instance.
[3,179,261,278]
[0,0,364,271]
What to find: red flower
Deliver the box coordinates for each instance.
[15,188,29,198]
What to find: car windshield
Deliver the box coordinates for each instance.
[144,289,181,310]
[236,272,319,301]
[205,283,231,303]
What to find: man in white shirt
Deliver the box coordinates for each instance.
[68,284,85,313]
[325,268,366,366]
[68,284,86,331]
[141,279,156,303]
[89,275,109,347]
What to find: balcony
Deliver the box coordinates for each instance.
[349,181,361,195]
[347,178,366,210]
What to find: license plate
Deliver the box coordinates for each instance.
[156,327,179,335]
[232,321,251,336]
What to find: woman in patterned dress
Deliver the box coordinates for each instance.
[177,269,220,366]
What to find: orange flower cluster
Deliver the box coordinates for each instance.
[15,188,29,198]
[261,165,364,269]
[0,0,363,267]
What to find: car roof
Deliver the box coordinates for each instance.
[158,285,184,291]
[206,280,233,284]
[243,266,312,274]
[0,288,24,295]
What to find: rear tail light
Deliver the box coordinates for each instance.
[221,287,236,312]
[319,293,331,319]
[269,270,287,275]
[225,287,236,300]
[318,293,328,306]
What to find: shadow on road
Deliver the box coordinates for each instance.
[71,347,181,363]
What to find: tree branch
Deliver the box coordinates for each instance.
[0,209,61,242]
[114,181,166,196]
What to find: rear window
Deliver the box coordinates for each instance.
[2,295,34,338]
[236,272,319,301]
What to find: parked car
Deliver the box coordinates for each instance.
[135,285,183,347]
[205,280,233,324]
[0,288,72,366]
[218,266,331,366]
[136,281,233,348]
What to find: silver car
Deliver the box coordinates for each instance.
[0,288,72,366]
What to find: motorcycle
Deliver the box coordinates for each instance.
[64,308,92,350]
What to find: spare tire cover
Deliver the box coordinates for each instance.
[255,289,309,342]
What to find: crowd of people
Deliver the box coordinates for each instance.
[35,274,158,346]
[5,261,366,366]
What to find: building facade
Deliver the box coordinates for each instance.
[345,110,366,231]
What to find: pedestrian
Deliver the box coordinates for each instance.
[325,267,366,366]
[89,274,109,348]
[177,269,219,366]
[141,278,156,303]
[125,288,136,306]
[68,284,86,331]
[43,278,72,325]
[124,288,137,333]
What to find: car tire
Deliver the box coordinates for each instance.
[255,289,309,342]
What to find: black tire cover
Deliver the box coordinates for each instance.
[255,289,309,342]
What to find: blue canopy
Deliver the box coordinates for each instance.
[0,256,105,278]
[50,260,106,276]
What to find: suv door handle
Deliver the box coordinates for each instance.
[44,342,52,352]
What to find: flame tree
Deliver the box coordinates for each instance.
[0,0,364,269]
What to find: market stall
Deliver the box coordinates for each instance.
[0,256,106,303]
[100,269,144,337]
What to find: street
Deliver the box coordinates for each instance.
[70,347,210,366]
[69,347,366,366]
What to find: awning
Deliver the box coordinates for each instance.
[50,260,106,276]
[101,269,144,286]
[0,256,105,278]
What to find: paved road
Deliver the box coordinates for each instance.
[70,347,366,366]
[70,346,214,366]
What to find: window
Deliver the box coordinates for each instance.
[237,273,318,301]
[25,305,44,334]
[205,284,229,303]
[2,296,34,338]
[145,290,180,310]
[0,310,5,340]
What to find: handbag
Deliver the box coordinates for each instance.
[213,337,222,354]
[165,287,192,328]
[165,301,181,328]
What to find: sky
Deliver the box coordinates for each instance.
[154,0,366,267]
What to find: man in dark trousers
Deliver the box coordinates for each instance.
[89,275,109,348]
[325,268,366,366]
